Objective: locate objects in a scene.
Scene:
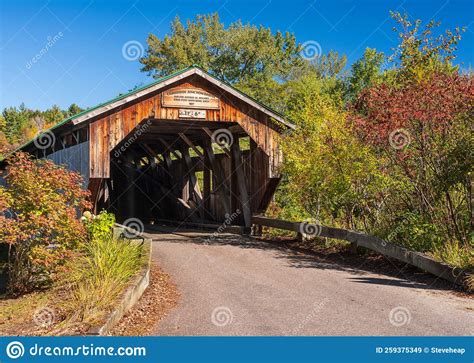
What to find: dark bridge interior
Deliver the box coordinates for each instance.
[100,119,278,229]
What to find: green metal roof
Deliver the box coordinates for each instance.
[7,65,290,158]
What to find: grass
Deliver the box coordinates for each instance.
[0,236,144,335]
[466,274,474,292]
[0,290,54,335]
[60,236,143,325]
[431,241,473,292]
[431,241,473,270]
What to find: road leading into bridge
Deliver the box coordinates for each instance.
[145,229,473,336]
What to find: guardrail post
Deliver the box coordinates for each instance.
[350,242,358,254]
[251,224,263,236]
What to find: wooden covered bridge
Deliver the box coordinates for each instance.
[6,66,294,229]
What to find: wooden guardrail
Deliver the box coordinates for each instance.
[251,216,468,286]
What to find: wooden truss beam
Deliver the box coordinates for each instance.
[159,138,181,160]
[178,133,204,158]
[202,127,231,157]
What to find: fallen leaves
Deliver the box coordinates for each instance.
[109,263,179,336]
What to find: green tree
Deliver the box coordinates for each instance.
[43,105,65,127]
[0,103,86,157]
[346,48,385,100]
[389,11,464,81]
[66,103,83,118]
[0,114,5,131]
[2,104,32,144]
[309,50,347,79]
[140,13,303,105]
[279,74,391,229]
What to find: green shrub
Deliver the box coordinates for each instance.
[382,212,444,252]
[82,210,115,243]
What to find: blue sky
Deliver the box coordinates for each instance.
[0,0,473,110]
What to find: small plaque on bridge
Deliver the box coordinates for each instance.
[179,109,206,119]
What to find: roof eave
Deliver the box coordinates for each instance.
[72,67,295,129]
[72,67,199,126]
[8,66,295,159]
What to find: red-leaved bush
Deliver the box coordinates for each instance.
[350,73,473,250]
[352,73,473,146]
[0,152,91,295]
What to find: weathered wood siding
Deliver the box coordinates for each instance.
[89,77,283,178]
[45,141,90,186]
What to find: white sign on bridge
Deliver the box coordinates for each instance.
[178,109,206,119]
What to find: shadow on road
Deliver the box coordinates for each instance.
[144,226,464,294]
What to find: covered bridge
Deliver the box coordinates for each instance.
[3,66,294,229]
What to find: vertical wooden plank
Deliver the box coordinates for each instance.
[89,121,98,178]
[182,147,202,202]
[103,116,110,177]
[125,153,135,218]
[230,150,238,213]
[231,138,251,228]
[203,153,212,219]
[154,94,161,117]
[203,141,230,217]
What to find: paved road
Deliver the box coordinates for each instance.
[147,229,473,336]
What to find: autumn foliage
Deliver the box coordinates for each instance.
[350,73,473,250]
[352,73,473,146]
[0,152,91,294]
[278,13,473,270]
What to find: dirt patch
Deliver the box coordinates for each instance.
[0,288,99,336]
[108,263,179,336]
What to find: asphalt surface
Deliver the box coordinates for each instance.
[148,229,473,336]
